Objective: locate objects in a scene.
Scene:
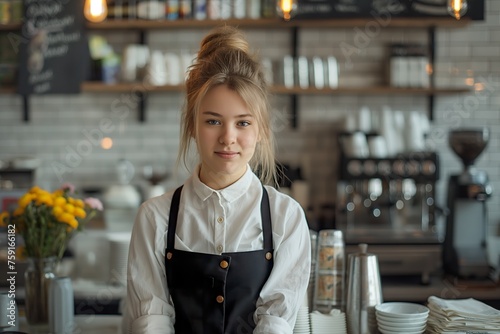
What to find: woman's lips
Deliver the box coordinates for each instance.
[216,151,238,159]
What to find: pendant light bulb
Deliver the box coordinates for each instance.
[276,0,298,21]
[84,0,108,23]
[447,0,468,20]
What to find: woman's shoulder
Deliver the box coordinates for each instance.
[138,187,177,216]
[263,185,303,213]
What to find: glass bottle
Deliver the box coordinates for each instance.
[24,257,57,326]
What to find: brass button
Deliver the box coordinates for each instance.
[265,252,272,260]
[216,295,224,303]
[220,260,229,269]
[217,216,224,223]
[167,252,173,260]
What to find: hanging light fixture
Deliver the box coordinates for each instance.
[276,0,298,21]
[84,0,108,23]
[447,0,468,20]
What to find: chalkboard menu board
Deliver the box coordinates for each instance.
[17,0,89,95]
[295,0,484,20]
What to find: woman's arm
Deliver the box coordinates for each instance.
[122,202,176,334]
[254,191,312,334]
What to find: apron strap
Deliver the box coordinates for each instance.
[166,185,273,250]
[260,186,273,250]
[167,185,183,249]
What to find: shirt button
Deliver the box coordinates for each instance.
[217,216,224,223]
[217,245,223,253]
[220,260,229,269]
[216,295,224,303]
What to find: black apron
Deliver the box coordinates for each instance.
[165,186,274,334]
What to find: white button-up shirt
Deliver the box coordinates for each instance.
[122,166,311,334]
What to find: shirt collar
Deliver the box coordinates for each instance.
[192,165,254,203]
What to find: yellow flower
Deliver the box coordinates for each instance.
[18,193,35,209]
[59,212,78,229]
[29,186,42,194]
[68,197,75,205]
[52,206,63,218]
[74,207,86,219]
[0,211,9,227]
[63,203,75,214]
[30,186,51,198]
[73,199,84,208]
[54,196,67,207]
[35,194,54,207]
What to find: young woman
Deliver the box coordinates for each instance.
[122,26,311,334]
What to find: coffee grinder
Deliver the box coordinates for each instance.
[443,128,493,278]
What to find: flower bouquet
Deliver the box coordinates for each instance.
[0,183,103,260]
[0,183,103,325]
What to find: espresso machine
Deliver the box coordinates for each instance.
[336,134,443,283]
[443,128,493,279]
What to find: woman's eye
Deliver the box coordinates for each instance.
[238,121,250,127]
[207,119,221,125]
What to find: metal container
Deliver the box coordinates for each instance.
[49,277,74,334]
[346,243,383,334]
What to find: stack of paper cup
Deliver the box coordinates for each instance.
[313,230,345,313]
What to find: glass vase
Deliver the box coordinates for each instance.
[24,256,57,326]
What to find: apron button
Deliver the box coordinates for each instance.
[216,295,224,303]
[167,252,173,260]
[265,252,272,260]
[220,260,229,269]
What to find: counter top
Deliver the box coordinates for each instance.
[17,315,122,334]
[382,275,500,308]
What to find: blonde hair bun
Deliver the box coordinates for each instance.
[197,25,251,61]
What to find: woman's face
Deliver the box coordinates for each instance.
[195,84,260,189]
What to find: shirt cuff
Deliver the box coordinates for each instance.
[130,314,174,334]
[254,315,293,334]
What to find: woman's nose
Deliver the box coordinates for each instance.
[219,126,236,145]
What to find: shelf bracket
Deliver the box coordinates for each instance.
[138,92,146,122]
[22,95,30,122]
[428,26,436,121]
[290,26,298,129]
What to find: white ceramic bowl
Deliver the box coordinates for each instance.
[379,327,425,334]
[378,321,426,332]
[376,302,429,319]
[377,316,426,327]
[376,313,428,324]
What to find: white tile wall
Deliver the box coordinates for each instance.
[0,1,499,238]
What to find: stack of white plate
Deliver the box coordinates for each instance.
[375,302,429,334]
[107,232,132,286]
[293,292,311,333]
[310,309,347,334]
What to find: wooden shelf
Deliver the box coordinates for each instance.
[86,17,471,30]
[270,85,471,95]
[0,17,471,32]
[1,82,471,95]
[80,82,470,95]
[81,81,185,92]
[85,17,471,30]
